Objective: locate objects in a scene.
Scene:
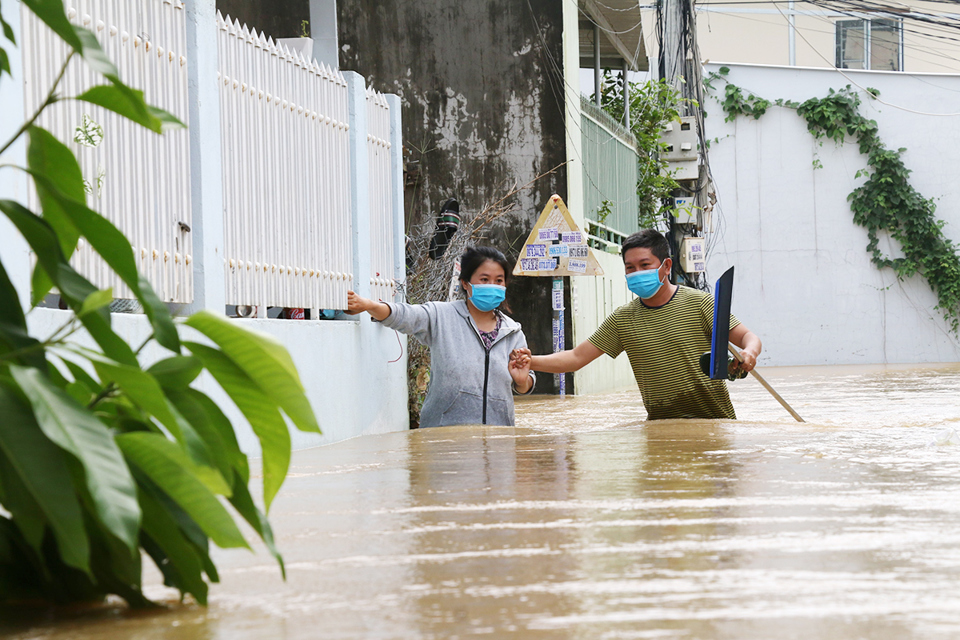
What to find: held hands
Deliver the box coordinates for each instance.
[509,348,533,392]
[510,348,532,369]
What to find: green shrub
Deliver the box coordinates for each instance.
[0,0,319,606]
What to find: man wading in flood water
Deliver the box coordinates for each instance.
[512,229,763,420]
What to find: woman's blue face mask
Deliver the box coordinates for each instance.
[468,283,506,312]
[626,262,665,299]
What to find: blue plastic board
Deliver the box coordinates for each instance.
[709,266,735,380]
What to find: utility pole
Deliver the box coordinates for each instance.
[658,0,711,290]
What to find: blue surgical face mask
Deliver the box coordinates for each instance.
[468,283,506,312]
[626,263,665,299]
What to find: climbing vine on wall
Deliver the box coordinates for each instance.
[706,67,960,334]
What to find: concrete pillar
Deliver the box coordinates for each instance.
[0,0,32,310]
[183,0,226,315]
[386,93,405,301]
[345,71,370,300]
[788,0,796,66]
[308,0,339,69]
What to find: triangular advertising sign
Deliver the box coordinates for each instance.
[513,194,605,277]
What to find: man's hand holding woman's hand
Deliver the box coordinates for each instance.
[509,348,534,393]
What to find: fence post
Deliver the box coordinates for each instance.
[183,0,225,315]
[386,94,405,302]
[0,0,31,310]
[345,72,370,300]
[308,0,338,69]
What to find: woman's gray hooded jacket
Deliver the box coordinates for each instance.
[382,300,535,428]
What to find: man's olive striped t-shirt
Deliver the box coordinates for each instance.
[589,285,741,420]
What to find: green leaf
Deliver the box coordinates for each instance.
[0,385,90,574]
[27,127,84,258]
[77,85,185,134]
[1,8,16,45]
[186,389,248,481]
[185,342,290,511]
[10,366,140,553]
[70,24,120,79]
[21,173,181,353]
[166,389,234,484]
[138,487,209,604]
[79,288,113,317]
[57,25,179,140]
[0,199,91,305]
[76,310,138,366]
[20,0,83,51]
[0,200,137,365]
[228,470,285,579]
[147,356,203,391]
[116,432,248,550]
[26,171,136,284]
[135,275,180,353]
[185,312,319,434]
[0,259,46,371]
[0,47,10,79]
[0,450,47,554]
[91,359,226,493]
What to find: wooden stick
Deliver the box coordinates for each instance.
[728,343,805,423]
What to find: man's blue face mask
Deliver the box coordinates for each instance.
[468,283,506,312]
[626,263,665,299]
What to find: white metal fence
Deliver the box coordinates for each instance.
[366,88,396,303]
[217,13,352,312]
[21,0,193,304]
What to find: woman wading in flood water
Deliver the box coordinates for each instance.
[347,246,535,428]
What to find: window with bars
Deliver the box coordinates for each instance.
[836,18,903,71]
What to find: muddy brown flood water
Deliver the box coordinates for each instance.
[4,363,960,639]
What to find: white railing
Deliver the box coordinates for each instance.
[21,0,193,304]
[366,89,396,303]
[217,14,352,313]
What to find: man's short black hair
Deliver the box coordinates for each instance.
[622,229,670,263]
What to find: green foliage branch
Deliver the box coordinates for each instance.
[705,67,960,334]
[0,0,319,607]
[595,71,688,228]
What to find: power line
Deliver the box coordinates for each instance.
[704,7,960,70]
[773,2,960,114]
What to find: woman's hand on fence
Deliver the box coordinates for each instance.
[347,291,392,321]
[346,291,371,315]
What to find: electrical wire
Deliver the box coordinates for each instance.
[388,329,404,363]
[526,0,649,212]
[773,2,960,114]
[698,8,960,71]
[577,0,645,35]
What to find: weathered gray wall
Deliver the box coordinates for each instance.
[337,0,571,390]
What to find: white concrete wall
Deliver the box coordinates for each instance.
[0,0,409,452]
[704,62,960,366]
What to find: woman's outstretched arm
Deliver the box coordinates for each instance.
[347,291,391,321]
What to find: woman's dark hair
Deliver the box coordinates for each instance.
[460,246,511,285]
[621,229,670,263]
